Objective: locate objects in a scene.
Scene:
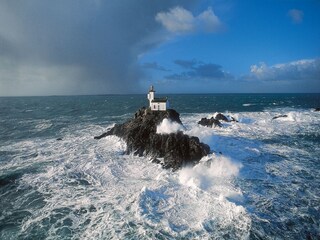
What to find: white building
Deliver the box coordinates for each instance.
[147,85,169,111]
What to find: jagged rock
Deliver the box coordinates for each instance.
[314,108,320,112]
[215,113,238,122]
[94,132,109,140]
[215,113,229,122]
[198,113,238,128]
[272,114,288,120]
[198,117,222,128]
[94,107,210,170]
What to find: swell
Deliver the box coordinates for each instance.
[0,105,319,239]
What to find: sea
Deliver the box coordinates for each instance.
[0,93,319,240]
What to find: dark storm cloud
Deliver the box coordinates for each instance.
[0,0,196,96]
[166,59,232,80]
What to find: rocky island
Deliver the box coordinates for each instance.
[95,86,211,170]
[94,107,210,170]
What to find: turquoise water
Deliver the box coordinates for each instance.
[0,94,319,239]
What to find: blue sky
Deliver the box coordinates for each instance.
[0,0,319,95]
[141,0,320,93]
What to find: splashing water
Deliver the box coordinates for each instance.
[0,94,319,239]
[156,118,185,134]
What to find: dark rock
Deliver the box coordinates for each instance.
[95,107,210,170]
[94,132,109,140]
[198,117,222,128]
[272,114,288,120]
[314,108,320,112]
[215,113,229,122]
[198,113,238,128]
[215,113,238,122]
[56,138,63,141]
[151,158,161,164]
[229,116,238,122]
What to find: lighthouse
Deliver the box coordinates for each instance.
[147,85,169,111]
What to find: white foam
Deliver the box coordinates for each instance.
[242,103,255,106]
[135,156,250,238]
[34,120,53,131]
[0,119,252,239]
[179,154,242,192]
[3,107,318,239]
[156,118,184,134]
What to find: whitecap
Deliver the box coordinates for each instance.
[242,103,255,107]
[4,107,319,239]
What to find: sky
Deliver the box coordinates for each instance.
[0,0,319,96]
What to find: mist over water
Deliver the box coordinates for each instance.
[0,94,319,239]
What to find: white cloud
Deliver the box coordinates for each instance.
[197,7,221,32]
[156,7,194,33]
[249,59,320,82]
[288,9,304,24]
[155,6,222,34]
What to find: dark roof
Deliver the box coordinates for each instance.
[152,97,167,103]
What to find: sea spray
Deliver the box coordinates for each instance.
[179,154,242,192]
[156,118,185,134]
[1,94,319,239]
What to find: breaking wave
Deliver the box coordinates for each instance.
[0,104,319,239]
[156,118,185,134]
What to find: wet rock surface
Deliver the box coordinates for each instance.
[272,114,288,120]
[198,113,237,128]
[94,107,210,170]
[198,117,222,128]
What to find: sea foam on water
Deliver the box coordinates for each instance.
[1,94,319,239]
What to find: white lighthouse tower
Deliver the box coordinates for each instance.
[147,85,169,111]
[147,85,155,106]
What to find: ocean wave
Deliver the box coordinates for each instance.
[0,107,319,239]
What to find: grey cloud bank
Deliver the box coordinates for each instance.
[0,0,195,96]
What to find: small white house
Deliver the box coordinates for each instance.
[147,85,169,111]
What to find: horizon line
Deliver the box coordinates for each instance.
[1,92,320,98]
